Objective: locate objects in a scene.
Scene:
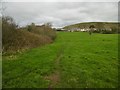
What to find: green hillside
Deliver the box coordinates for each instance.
[63,22,119,33]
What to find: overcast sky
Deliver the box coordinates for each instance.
[3,2,118,28]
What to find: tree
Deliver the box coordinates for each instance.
[2,16,18,31]
[27,23,36,32]
[89,25,95,35]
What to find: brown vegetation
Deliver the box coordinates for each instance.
[2,16,56,54]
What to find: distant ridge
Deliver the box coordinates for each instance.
[63,22,119,30]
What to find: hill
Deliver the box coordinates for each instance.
[63,22,119,33]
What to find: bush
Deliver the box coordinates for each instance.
[27,23,56,40]
[92,28,118,34]
[101,30,113,34]
[3,29,52,54]
[2,16,56,54]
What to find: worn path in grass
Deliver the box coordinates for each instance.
[3,32,118,88]
[44,46,64,88]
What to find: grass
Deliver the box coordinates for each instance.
[2,32,118,88]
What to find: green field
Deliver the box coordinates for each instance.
[2,32,118,88]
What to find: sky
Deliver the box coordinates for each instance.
[2,1,118,28]
[2,0,120,2]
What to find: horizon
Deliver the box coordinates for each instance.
[19,21,118,29]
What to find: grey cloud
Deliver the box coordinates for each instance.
[3,2,118,28]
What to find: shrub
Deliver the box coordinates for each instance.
[2,16,56,54]
[27,23,56,40]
